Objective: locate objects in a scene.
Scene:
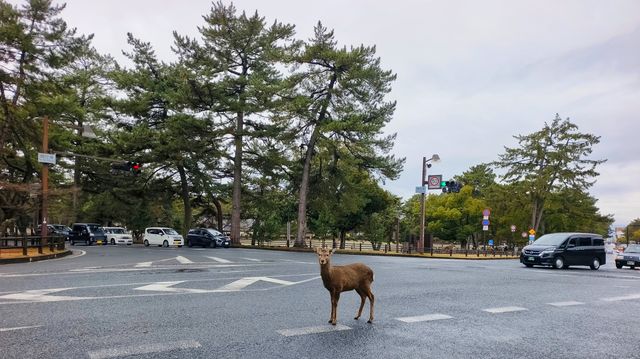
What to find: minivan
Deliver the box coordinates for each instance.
[520,232,606,270]
[69,223,107,246]
[143,227,184,247]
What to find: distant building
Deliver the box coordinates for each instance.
[615,227,625,241]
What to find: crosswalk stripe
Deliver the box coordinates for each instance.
[483,306,527,314]
[87,340,201,359]
[396,314,453,323]
[277,324,351,337]
[175,256,193,264]
[548,301,584,307]
[0,325,42,332]
[206,256,232,263]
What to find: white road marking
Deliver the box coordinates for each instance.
[175,256,193,264]
[87,340,201,359]
[0,288,89,302]
[0,325,42,332]
[242,258,261,262]
[396,314,453,323]
[548,301,585,307]
[277,324,351,337]
[601,293,640,302]
[483,306,528,314]
[216,276,299,291]
[206,256,232,263]
[134,281,209,294]
[135,262,152,268]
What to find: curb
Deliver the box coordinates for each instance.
[0,250,73,264]
[232,245,519,260]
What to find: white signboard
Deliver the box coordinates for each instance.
[415,186,426,194]
[38,153,56,164]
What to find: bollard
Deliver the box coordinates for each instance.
[465,249,468,257]
[22,235,28,256]
[359,243,362,252]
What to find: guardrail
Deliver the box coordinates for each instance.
[0,236,66,256]
[241,239,521,257]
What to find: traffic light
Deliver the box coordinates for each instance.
[442,180,462,193]
[110,161,141,176]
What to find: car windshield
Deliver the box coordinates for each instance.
[88,224,103,233]
[205,229,222,236]
[52,225,67,231]
[532,233,569,246]
[163,228,179,235]
[624,244,640,253]
[109,228,126,234]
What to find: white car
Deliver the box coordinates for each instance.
[103,227,133,245]
[143,227,184,247]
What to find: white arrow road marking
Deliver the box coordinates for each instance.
[134,276,320,293]
[206,256,232,263]
[0,325,43,332]
[135,262,152,268]
[0,288,90,302]
[133,281,209,294]
[175,256,193,264]
[88,340,201,359]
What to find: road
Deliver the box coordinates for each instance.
[1,245,639,358]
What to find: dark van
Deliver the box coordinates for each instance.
[69,223,107,246]
[520,232,606,270]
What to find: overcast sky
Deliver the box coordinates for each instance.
[27,0,640,227]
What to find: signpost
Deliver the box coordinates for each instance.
[427,175,443,190]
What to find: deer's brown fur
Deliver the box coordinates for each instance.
[315,247,375,325]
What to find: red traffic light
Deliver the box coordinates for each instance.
[132,163,140,170]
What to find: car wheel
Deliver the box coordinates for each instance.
[630,265,636,270]
[187,240,193,248]
[524,264,533,268]
[616,262,623,269]
[553,257,564,269]
[144,240,149,247]
[163,240,169,248]
[209,241,215,248]
[86,239,90,246]
[111,238,116,245]
[590,257,601,270]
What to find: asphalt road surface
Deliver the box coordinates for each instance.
[1,245,639,358]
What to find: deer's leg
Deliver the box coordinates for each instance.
[330,291,340,325]
[365,284,375,323]
[354,288,366,320]
[328,292,334,323]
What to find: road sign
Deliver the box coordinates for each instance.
[482,225,489,231]
[482,219,490,226]
[483,215,489,220]
[528,228,536,235]
[482,208,491,217]
[510,225,516,232]
[528,234,535,244]
[37,153,56,165]
[488,239,494,246]
[521,232,527,238]
[427,175,443,189]
[415,186,426,194]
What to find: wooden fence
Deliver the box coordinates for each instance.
[0,236,66,256]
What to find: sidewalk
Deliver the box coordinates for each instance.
[0,247,72,264]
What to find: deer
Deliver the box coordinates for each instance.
[315,247,375,325]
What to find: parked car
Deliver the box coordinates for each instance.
[186,228,231,248]
[103,227,133,245]
[143,227,184,247]
[37,224,70,239]
[615,244,640,269]
[520,232,606,270]
[69,223,107,246]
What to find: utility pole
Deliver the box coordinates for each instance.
[40,116,49,245]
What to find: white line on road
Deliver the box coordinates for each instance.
[548,301,585,307]
[206,256,232,263]
[277,324,351,337]
[396,314,453,323]
[483,306,528,314]
[600,293,640,302]
[87,340,201,359]
[242,258,261,262]
[175,256,193,264]
[134,262,152,268]
[0,325,42,332]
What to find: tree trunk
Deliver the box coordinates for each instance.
[177,165,191,237]
[231,110,244,245]
[212,197,223,232]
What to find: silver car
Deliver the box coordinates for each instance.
[615,244,640,269]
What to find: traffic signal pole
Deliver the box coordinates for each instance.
[419,156,426,254]
[40,116,49,245]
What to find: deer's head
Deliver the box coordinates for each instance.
[315,247,335,265]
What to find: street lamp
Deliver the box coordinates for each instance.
[419,154,440,254]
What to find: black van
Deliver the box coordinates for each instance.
[69,223,107,246]
[520,232,606,270]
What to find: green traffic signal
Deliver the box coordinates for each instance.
[440,181,447,188]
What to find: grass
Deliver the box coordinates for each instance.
[0,247,68,259]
